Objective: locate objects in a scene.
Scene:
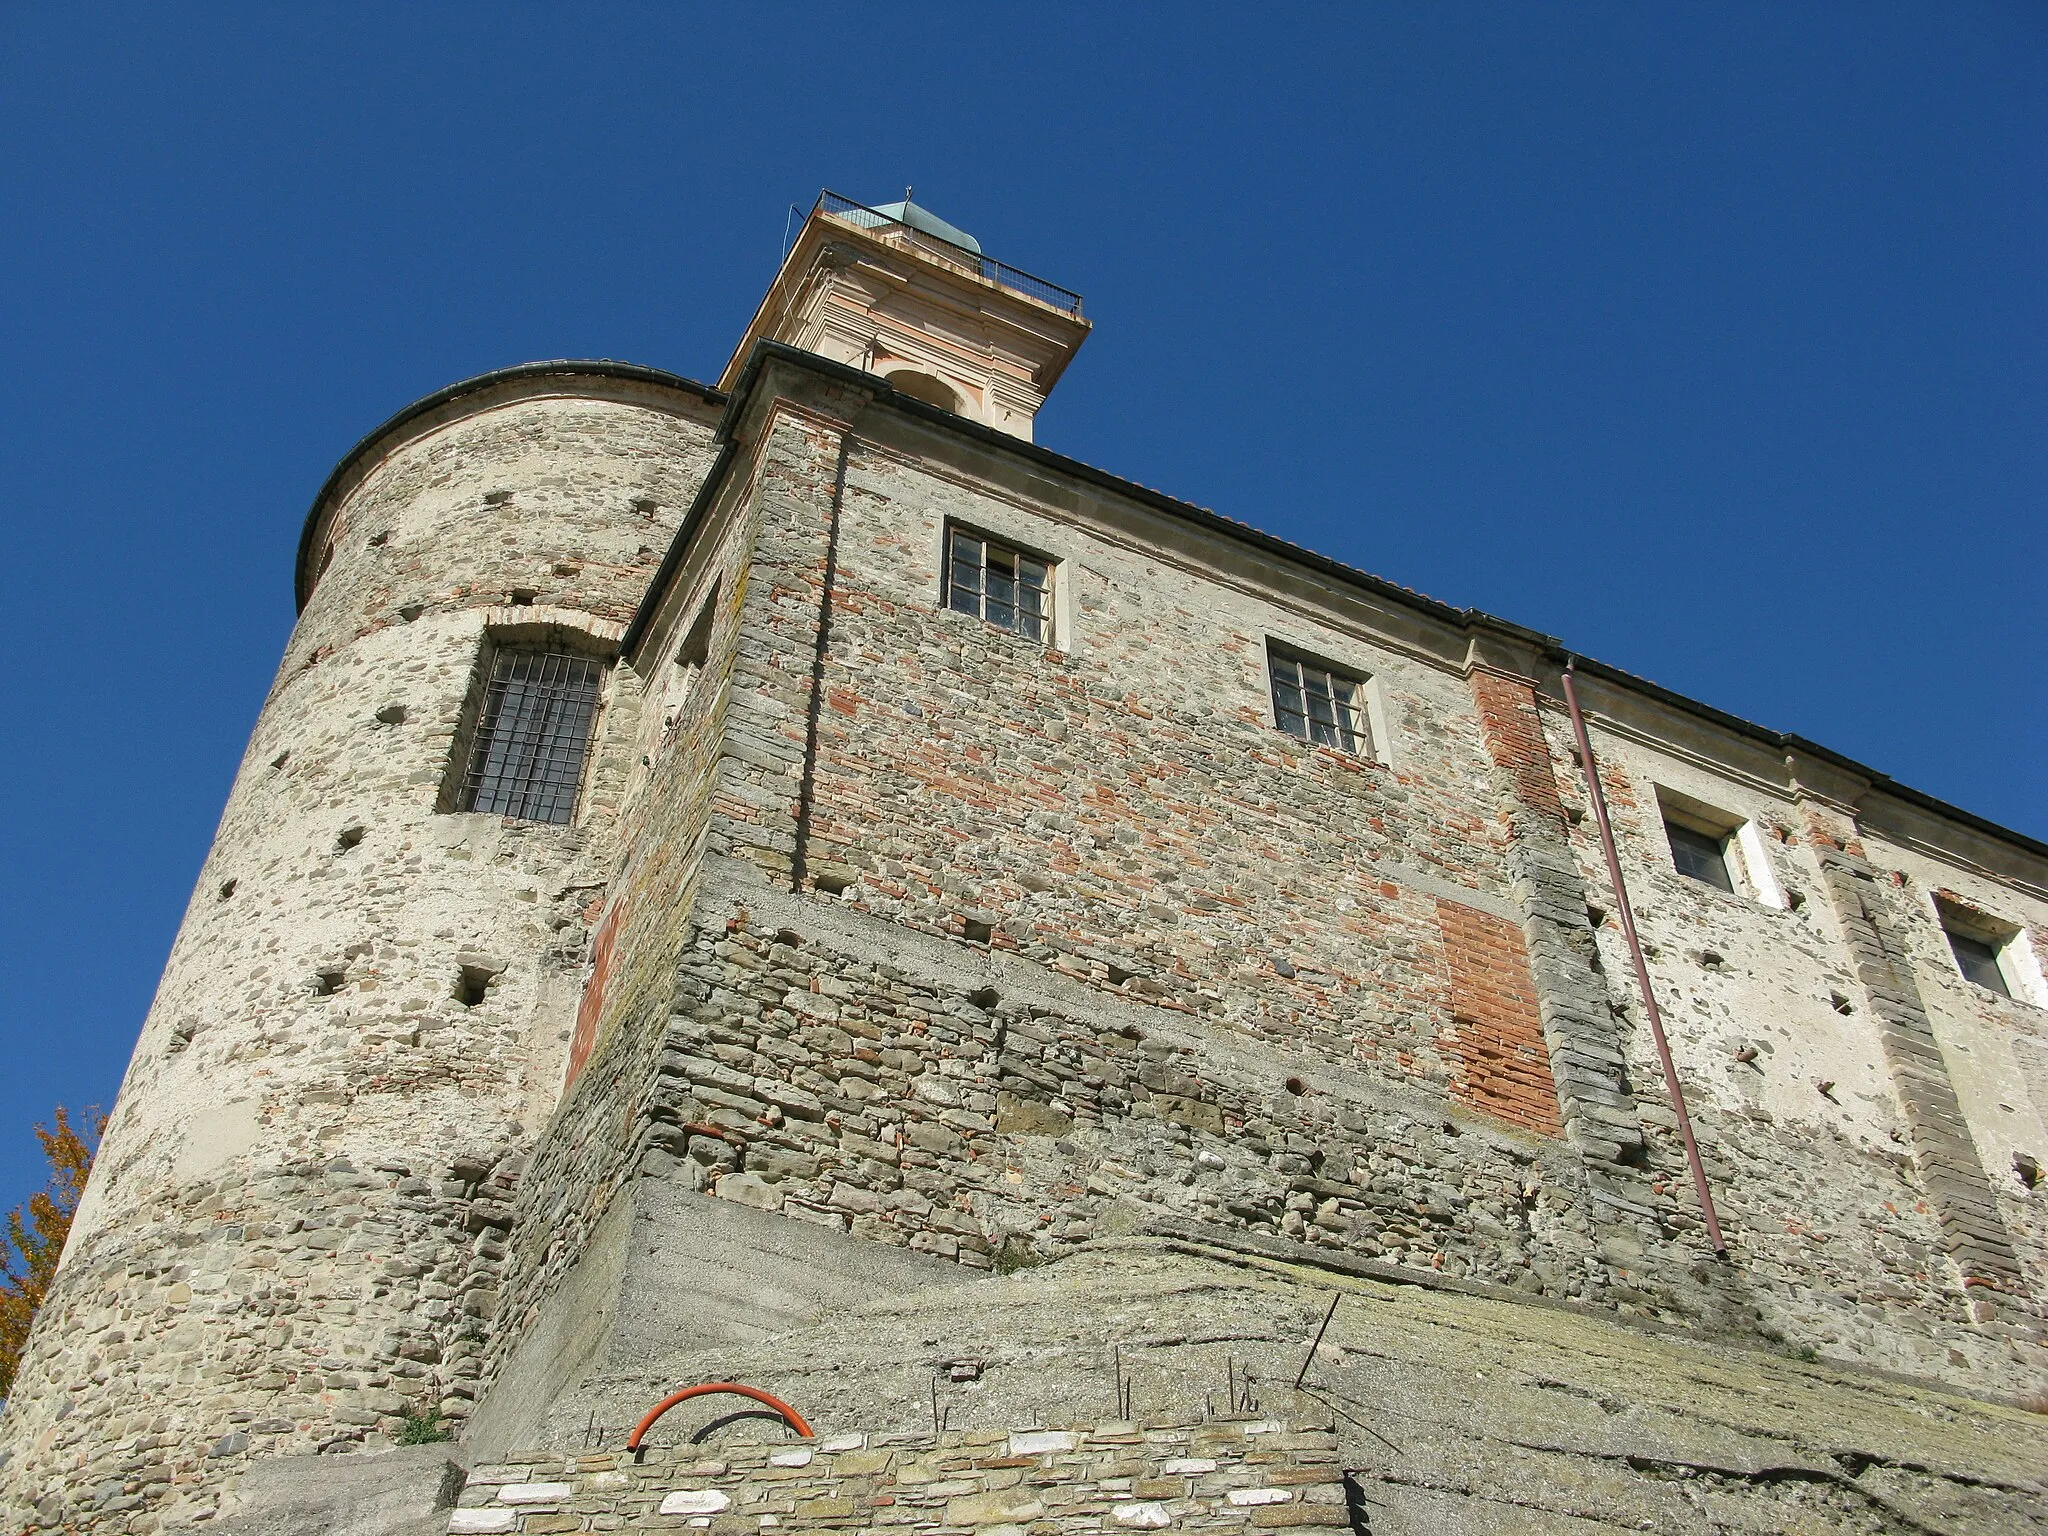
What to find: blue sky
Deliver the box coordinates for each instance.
[1,5,2042,1207]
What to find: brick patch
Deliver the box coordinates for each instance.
[1437,899,1563,1136]
[1469,669,1566,828]
[567,904,621,1090]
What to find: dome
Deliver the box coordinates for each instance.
[856,198,982,256]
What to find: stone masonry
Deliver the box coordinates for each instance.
[3,199,2043,1533]
[0,367,723,1527]
[449,1419,1344,1536]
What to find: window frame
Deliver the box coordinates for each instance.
[441,633,611,826]
[1933,896,2032,1002]
[1664,817,1737,894]
[1650,787,1787,908]
[1945,929,2012,998]
[656,582,721,754]
[1265,642,1373,759]
[942,523,1055,645]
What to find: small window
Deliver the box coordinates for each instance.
[1653,788,1786,906]
[674,583,718,671]
[946,528,1050,642]
[454,965,495,1008]
[1936,900,2023,1000]
[1267,647,1370,756]
[1947,931,2011,997]
[657,586,719,754]
[456,647,606,824]
[1665,820,1736,893]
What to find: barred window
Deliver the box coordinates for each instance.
[457,647,605,824]
[946,528,1050,642]
[1268,647,1370,755]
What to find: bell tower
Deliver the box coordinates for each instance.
[721,190,1090,441]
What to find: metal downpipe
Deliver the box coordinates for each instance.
[1560,662,1728,1258]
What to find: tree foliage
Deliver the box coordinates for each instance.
[0,1106,105,1398]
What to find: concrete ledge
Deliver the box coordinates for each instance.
[211,1444,465,1536]
[467,1180,969,1460]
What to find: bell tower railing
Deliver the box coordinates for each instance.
[817,190,1084,317]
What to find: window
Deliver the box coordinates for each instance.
[456,647,606,824]
[946,528,1050,642]
[1936,899,2026,1000]
[657,585,719,755]
[1947,930,2011,998]
[1665,820,1736,894]
[1267,648,1370,756]
[674,584,718,672]
[1652,787,1786,906]
[888,369,964,415]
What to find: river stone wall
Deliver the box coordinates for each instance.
[450,1419,1344,1536]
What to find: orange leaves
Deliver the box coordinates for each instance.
[0,1104,105,1397]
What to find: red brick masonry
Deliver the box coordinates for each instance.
[1470,668,1567,828]
[1437,897,1564,1136]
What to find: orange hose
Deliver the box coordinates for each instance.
[625,1381,815,1452]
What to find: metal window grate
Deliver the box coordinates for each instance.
[947,529,1050,642]
[458,647,606,825]
[1665,821,1736,893]
[1268,649,1369,756]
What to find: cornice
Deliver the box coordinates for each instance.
[610,340,2048,874]
[294,360,723,613]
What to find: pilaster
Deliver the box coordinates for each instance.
[1460,642,1653,1221]
[1797,787,2029,1318]
[706,372,873,887]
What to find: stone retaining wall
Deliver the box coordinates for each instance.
[451,1420,1343,1536]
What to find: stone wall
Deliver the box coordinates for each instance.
[473,392,874,1400]
[646,394,2041,1377]
[228,1239,2048,1536]
[12,348,2048,1531]
[739,429,1533,1112]
[598,886,1601,1291]
[500,865,2045,1390]
[478,495,760,1397]
[478,375,2045,1451]
[450,1419,1343,1536]
[1538,692,2047,1380]
[0,376,721,1530]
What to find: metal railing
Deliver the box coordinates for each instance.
[816,190,1084,317]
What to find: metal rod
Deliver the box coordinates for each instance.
[1559,662,1727,1257]
[1294,1292,1342,1388]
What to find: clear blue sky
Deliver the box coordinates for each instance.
[2,6,2042,1207]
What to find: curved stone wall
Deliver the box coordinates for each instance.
[0,374,720,1530]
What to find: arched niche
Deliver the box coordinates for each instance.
[883,368,967,416]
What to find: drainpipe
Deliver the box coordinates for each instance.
[1560,661,1728,1258]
